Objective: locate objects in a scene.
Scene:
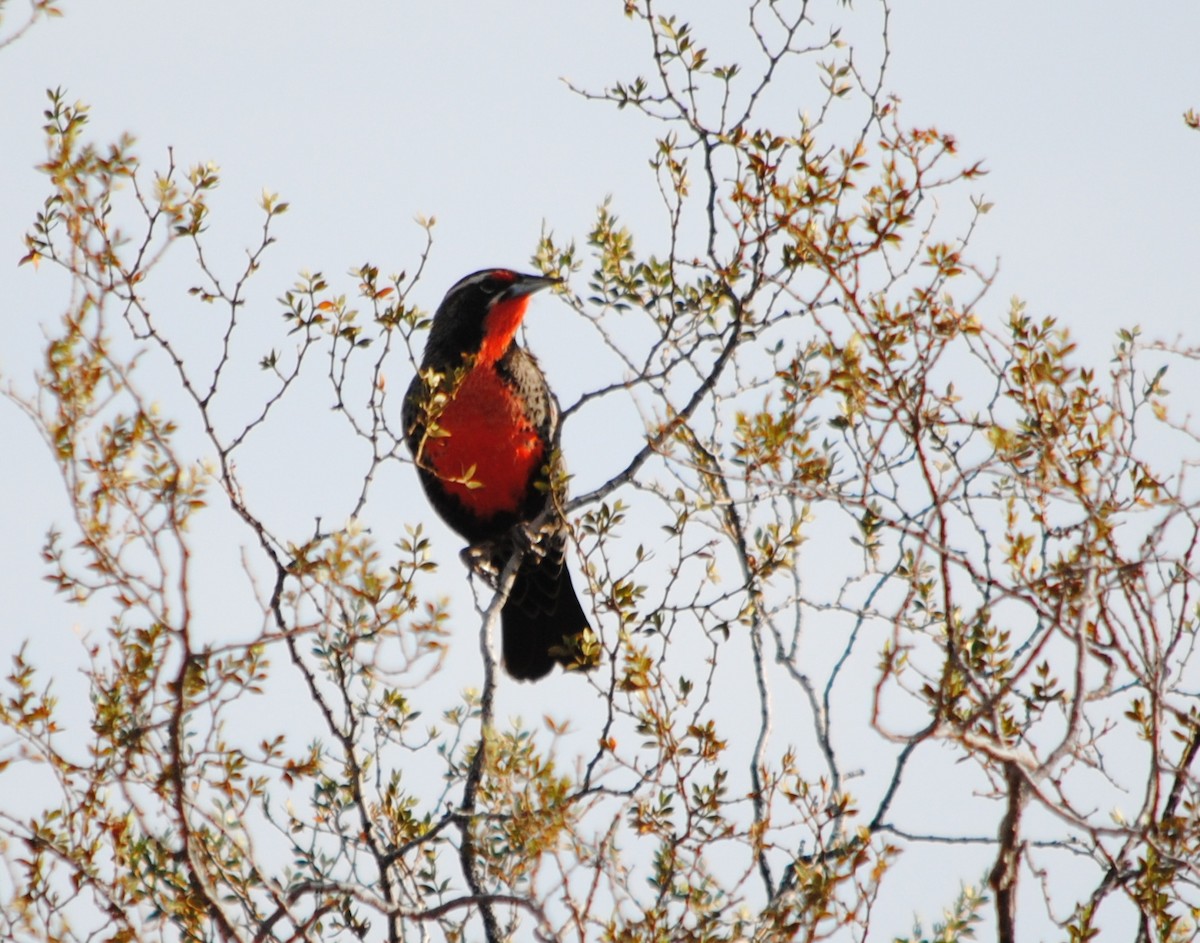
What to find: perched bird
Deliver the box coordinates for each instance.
[403,269,593,680]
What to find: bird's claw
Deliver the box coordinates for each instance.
[513,519,554,561]
[460,543,499,581]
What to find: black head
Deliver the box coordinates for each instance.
[423,269,561,368]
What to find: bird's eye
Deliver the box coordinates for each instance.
[480,279,502,296]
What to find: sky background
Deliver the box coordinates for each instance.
[2,0,1198,937]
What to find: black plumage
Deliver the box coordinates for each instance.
[402,269,593,680]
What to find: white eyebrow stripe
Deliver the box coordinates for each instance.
[447,269,515,294]
[454,271,493,291]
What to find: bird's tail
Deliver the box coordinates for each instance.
[500,533,593,681]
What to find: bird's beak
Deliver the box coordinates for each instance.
[504,273,563,300]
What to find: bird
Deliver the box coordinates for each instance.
[402,268,594,681]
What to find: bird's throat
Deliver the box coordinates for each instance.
[477,296,531,365]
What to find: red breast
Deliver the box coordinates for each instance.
[421,363,545,520]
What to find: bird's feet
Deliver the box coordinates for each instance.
[460,518,558,584]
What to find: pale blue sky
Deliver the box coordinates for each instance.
[2,1,1197,937]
